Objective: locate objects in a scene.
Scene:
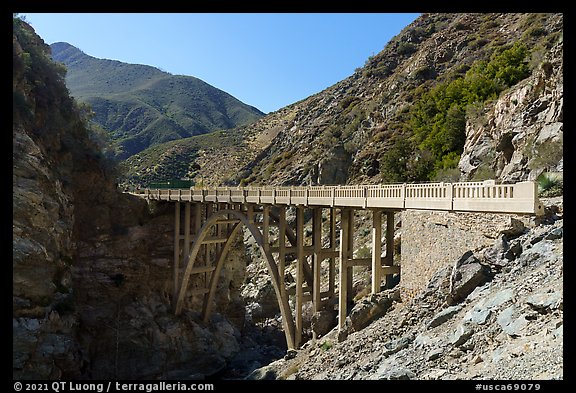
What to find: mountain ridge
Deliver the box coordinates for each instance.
[50,42,264,159]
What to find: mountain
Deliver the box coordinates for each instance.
[122,13,562,189]
[234,13,563,186]
[50,42,264,159]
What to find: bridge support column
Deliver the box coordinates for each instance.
[346,209,354,301]
[172,202,181,304]
[295,205,305,348]
[312,207,322,316]
[203,203,212,287]
[371,209,382,294]
[184,203,191,259]
[384,211,395,288]
[311,207,325,341]
[262,205,270,253]
[194,203,202,233]
[277,206,289,324]
[338,208,351,329]
[329,208,336,299]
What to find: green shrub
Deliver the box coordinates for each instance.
[406,41,531,181]
[537,172,563,197]
[529,138,563,171]
[471,165,496,181]
[527,26,546,37]
[320,340,333,351]
[433,167,461,182]
[397,41,417,55]
[340,96,360,110]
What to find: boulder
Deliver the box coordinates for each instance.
[448,252,491,305]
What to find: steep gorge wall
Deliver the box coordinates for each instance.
[232,13,562,187]
[13,18,248,379]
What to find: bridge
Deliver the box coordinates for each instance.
[132,180,543,350]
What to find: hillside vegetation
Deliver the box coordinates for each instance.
[237,13,562,186]
[122,13,562,189]
[50,42,264,159]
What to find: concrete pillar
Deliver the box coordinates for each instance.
[184,202,191,266]
[329,207,336,298]
[346,209,354,300]
[312,207,322,312]
[371,209,382,294]
[173,202,181,304]
[339,208,349,329]
[277,206,289,323]
[278,207,286,281]
[194,203,202,234]
[385,211,395,288]
[263,205,270,253]
[296,205,305,347]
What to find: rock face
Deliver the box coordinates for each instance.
[338,290,399,341]
[460,37,563,181]
[71,201,248,379]
[447,251,491,305]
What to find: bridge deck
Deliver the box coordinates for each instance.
[128,179,543,349]
[133,180,543,215]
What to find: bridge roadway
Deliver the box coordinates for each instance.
[132,180,543,349]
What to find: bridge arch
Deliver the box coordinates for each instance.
[173,209,296,349]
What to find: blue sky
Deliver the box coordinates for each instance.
[21,13,421,114]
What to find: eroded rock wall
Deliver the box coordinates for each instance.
[459,38,563,181]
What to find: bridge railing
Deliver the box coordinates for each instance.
[135,180,543,215]
[404,182,452,210]
[308,186,335,206]
[452,181,543,214]
[230,188,247,203]
[366,184,405,208]
[192,188,205,202]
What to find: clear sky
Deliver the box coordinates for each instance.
[21,13,421,114]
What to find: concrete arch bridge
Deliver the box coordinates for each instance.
[132,180,543,349]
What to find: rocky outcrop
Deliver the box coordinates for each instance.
[338,290,399,341]
[459,37,563,181]
[71,200,249,379]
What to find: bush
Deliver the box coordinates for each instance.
[356,245,371,259]
[471,165,496,181]
[433,167,461,182]
[397,41,417,56]
[406,41,531,181]
[537,172,563,197]
[340,96,360,110]
[320,340,333,351]
[529,138,563,171]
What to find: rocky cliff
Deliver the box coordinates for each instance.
[232,13,563,187]
[459,37,563,182]
[13,17,249,380]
